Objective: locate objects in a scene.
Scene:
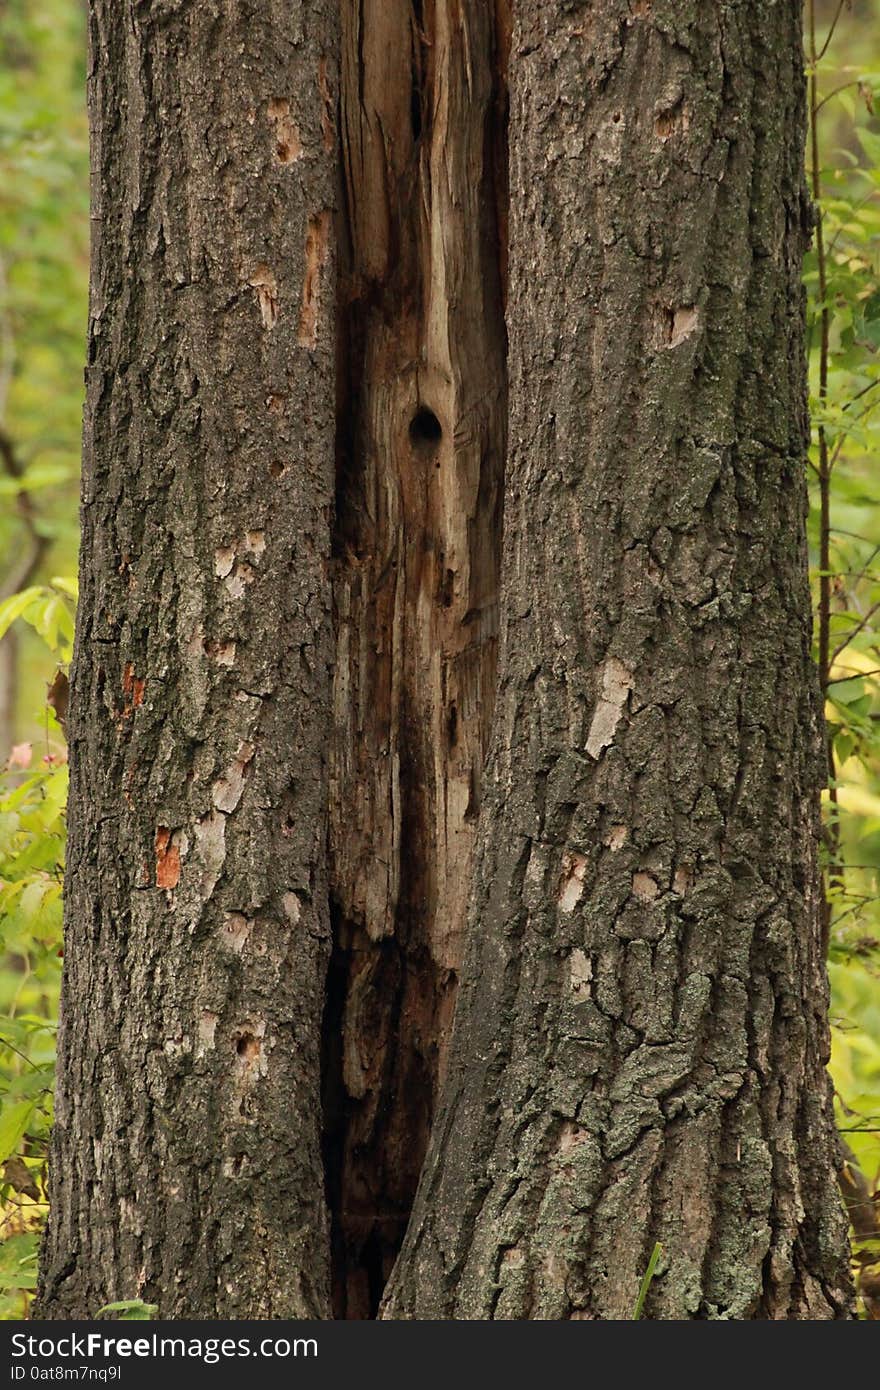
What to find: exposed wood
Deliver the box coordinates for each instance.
[326,0,507,1318]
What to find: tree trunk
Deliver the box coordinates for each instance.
[36,0,338,1319]
[384,0,854,1320]
[39,0,854,1323]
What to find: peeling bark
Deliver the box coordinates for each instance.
[36,0,338,1319]
[384,0,855,1320]
[325,0,508,1318]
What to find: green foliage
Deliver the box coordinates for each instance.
[0,581,75,659]
[831,958,880,1165]
[0,1233,38,1296]
[0,0,85,1319]
[0,0,87,500]
[807,0,880,1315]
[632,1243,662,1320]
[95,1301,159,1322]
[0,583,72,1317]
[0,0,86,752]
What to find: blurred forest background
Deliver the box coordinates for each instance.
[0,0,878,1317]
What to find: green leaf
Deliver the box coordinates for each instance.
[831,677,866,706]
[0,1100,35,1165]
[632,1242,662,1320]
[0,588,43,643]
[95,1300,159,1321]
[0,460,73,497]
[49,576,77,601]
[0,1234,39,1293]
[834,731,856,766]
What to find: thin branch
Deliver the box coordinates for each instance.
[817,0,849,61]
[836,540,880,587]
[827,187,879,256]
[842,375,880,414]
[0,1036,39,1070]
[827,668,880,685]
[0,253,13,424]
[832,528,880,543]
[815,78,859,113]
[830,598,880,664]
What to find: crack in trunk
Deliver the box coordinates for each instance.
[324,0,510,1318]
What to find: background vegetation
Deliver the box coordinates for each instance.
[0,0,85,1315]
[0,0,877,1317]
[805,0,880,1314]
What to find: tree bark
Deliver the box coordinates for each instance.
[38,0,855,1323]
[36,0,338,1318]
[384,0,855,1320]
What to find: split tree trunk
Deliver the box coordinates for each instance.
[36,0,338,1319]
[384,0,854,1319]
[39,0,854,1322]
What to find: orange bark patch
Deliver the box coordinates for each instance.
[297,211,330,348]
[267,97,303,164]
[318,56,334,152]
[249,264,279,330]
[632,870,659,902]
[122,662,145,712]
[155,826,181,890]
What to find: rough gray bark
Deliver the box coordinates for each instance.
[384,0,854,1319]
[36,0,337,1318]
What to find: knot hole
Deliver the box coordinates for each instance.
[409,407,442,455]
